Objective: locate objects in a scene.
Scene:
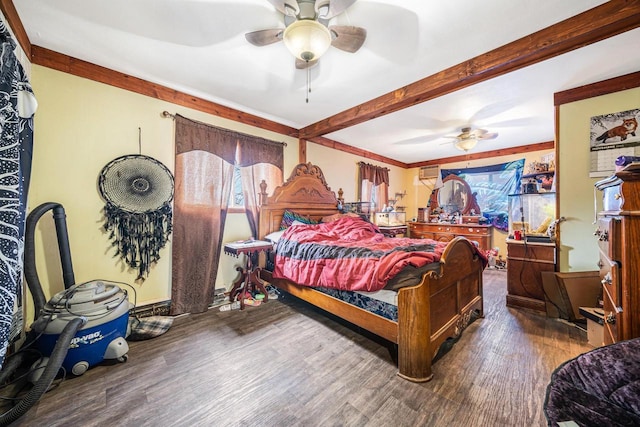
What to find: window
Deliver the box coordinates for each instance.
[230,164,244,208]
[441,159,524,231]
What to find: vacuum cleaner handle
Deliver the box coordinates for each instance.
[25,202,76,319]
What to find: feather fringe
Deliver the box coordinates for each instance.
[103,203,173,281]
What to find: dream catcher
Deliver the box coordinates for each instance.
[98,154,174,280]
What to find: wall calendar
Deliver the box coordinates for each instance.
[589,108,640,177]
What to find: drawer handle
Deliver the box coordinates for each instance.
[614,193,622,200]
[606,313,616,324]
[597,260,604,268]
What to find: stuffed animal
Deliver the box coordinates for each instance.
[547,217,566,238]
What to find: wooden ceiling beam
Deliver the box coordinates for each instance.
[299,0,640,140]
[406,141,555,169]
[307,136,408,168]
[555,70,640,105]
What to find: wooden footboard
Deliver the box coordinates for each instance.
[257,163,484,382]
[397,236,484,382]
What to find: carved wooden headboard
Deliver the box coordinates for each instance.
[258,162,343,240]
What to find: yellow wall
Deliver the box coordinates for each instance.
[28,65,300,315]
[306,143,406,203]
[557,86,640,271]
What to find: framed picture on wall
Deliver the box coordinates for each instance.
[589,108,640,177]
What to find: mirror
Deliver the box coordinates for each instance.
[429,175,480,215]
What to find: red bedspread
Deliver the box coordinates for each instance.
[273,216,449,292]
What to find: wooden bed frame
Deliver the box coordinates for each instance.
[258,162,484,382]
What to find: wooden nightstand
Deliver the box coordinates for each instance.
[224,240,273,310]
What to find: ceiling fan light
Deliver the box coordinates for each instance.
[455,137,478,151]
[283,19,332,62]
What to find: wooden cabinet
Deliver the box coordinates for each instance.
[407,222,492,252]
[506,240,556,313]
[595,166,640,345]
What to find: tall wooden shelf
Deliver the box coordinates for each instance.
[595,165,640,344]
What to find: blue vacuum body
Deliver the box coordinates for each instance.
[35,280,130,376]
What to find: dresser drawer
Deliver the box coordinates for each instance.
[596,217,622,261]
[507,243,555,263]
[408,223,432,240]
[458,226,489,236]
[602,183,623,211]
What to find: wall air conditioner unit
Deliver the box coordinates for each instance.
[418,165,439,180]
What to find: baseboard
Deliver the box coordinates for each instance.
[130,300,171,318]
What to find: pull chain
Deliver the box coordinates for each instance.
[306,63,310,103]
[138,127,142,154]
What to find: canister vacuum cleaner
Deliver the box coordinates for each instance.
[32,279,130,376]
[0,202,131,424]
[27,202,131,376]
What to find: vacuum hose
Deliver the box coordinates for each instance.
[24,202,76,319]
[0,317,85,426]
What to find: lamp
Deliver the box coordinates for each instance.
[454,137,478,152]
[283,19,332,62]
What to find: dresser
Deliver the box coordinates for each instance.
[407,221,492,252]
[595,166,640,345]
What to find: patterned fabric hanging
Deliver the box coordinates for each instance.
[0,20,36,367]
[99,154,174,280]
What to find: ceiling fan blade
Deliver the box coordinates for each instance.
[329,26,366,53]
[245,28,284,46]
[478,132,499,140]
[265,0,299,16]
[469,128,487,137]
[395,133,448,146]
[296,58,318,69]
[318,0,358,19]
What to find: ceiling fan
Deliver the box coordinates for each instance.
[446,127,499,152]
[245,0,367,69]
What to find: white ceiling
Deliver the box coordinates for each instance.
[13,0,640,163]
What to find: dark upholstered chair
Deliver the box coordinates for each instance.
[544,338,640,426]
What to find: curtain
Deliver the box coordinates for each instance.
[170,115,284,315]
[237,136,283,238]
[171,115,236,315]
[0,20,36,366]
[441,159,524,231]
[358,162,389,214]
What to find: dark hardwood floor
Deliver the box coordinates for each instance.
[9,269,590,426]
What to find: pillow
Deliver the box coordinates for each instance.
[279,209,318,230]
[320,212,361,223]
[265,229,285,243]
